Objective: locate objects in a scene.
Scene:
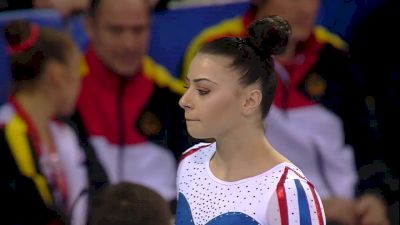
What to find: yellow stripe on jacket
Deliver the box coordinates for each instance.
[5,115,53,206]
[143,55,186,95]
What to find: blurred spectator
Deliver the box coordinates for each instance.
[182,0,390,224]
[349,0,399,223]
[0,20,88,225]
[69,0,189,221]
[91,182,171,225]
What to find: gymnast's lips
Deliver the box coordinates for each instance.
[185,118,200,122]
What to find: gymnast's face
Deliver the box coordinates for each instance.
[179,53,245,140]
[55,46,82,116]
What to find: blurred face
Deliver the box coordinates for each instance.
[87,0,151,76]
[179,53,244,140]
[256,0,320,42]
[57,47,82,116]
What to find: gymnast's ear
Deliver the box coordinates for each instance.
[241,88,262,117]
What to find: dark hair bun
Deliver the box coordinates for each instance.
[4,20,31,46]
[247,15,291,56]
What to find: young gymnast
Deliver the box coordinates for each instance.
[176,15,326,225]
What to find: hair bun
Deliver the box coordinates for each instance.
[247,15,291,56]
[4,20,32,47]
